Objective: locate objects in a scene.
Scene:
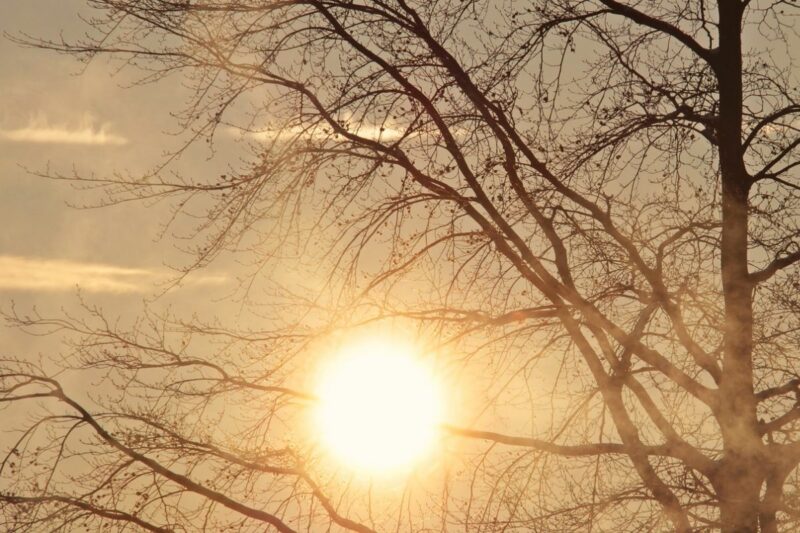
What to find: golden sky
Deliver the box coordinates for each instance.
[0,1,244,351]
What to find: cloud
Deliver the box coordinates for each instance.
[227,122,408,143]
[0,114,128,145]
[227,120,470,145]
[759,118,800,139]
[0,256,227,293]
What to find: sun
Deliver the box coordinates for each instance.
[314,337,443,473]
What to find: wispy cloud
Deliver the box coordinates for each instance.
[0,114,128,145]
[227,120,469,145]
[228,123,408,143]
[0,256,227,293]
[759,117,800,139]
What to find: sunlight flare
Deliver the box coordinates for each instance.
[315,337,443,472]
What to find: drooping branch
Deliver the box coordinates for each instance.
[1,373,300,533]
[443,424,709,464]
[0,494,172,533]
[750,250,800,284]
[596,0,714,62]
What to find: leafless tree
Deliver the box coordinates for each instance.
[2,0,800,531]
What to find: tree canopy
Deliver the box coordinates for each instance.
[2,1,800,531]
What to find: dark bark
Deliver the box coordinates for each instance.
[715,2,763,531]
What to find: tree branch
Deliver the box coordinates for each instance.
[597,0,713,62]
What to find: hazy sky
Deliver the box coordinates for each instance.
[0,1,240,355]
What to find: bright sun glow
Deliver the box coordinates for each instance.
[315,338,443,473]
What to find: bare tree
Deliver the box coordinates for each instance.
[2,0,800,531]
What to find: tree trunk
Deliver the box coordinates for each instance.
[758,471,787,533]
[715,453,763,533]
[715,3,766,532]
